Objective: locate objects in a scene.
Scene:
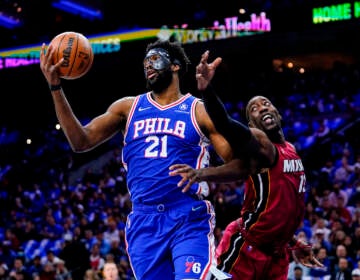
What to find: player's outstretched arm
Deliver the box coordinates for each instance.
[40,43,95,152]
[169,159,248,193]
[40,43,131,153]
[196,51,254,154]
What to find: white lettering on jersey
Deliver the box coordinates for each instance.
[283,159,304,172]
[133,118,186,139]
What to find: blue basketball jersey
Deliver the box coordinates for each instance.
[122,92,211,205]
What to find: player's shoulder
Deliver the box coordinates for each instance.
[193,98,207,118]
[250,127,268,139]
[108,96,136,115]
[285,141,298,152]
[112,96,136,106]
[193,96,205,108]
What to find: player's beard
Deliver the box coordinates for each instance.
[146,67,173,93]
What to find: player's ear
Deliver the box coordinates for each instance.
[172,64,180,72]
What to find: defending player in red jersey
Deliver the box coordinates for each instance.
[169,51,323,279]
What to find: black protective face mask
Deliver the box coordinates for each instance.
[143,48,171,71]
[144,48,174,93]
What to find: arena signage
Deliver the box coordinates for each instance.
[0,12,271,70]
[0,29,156,70]
[172,12,271,44]
[313,1,360,23]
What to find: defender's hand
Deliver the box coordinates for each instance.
[169,164,202,193]
[196,50,222,91]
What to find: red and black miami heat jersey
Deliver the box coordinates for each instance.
[214,141,306,279]
[242,141,306,249]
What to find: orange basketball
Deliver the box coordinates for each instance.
[49,31,94,80]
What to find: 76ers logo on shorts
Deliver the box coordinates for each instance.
[185,256,201,274]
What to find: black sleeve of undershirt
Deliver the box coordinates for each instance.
[200,85,252,152]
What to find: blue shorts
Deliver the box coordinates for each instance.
[125,199,218,280]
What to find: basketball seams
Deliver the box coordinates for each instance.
[67,33,79,80]
[82,43,93,78]
[77,33,93,79]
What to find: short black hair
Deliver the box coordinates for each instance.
[145,39,191,76]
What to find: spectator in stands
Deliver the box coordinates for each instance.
[3,229,20,252]
[82,229,97,252]
[83,269,100,280]
[330,230,348,250]
[27,255,42,279]
[0,263,9,280]
[331,257,352,279]
[11,220,26,246]
[296,221,313,241]
[102,220,119,245]
[40,250,62,267]
[22,220,41,241]
[54,259,71,280]
[352,226,360,256]
[0,244,17,274]
[78,216,91,241]
[318,195,333,221]
[320,158,336,183]
[344,234,356,261]
[93,233,110,258]
[311,228,333,254]
[334,156,355,186]
[312,217,331,242]
[309,247,332,279]
[330,244,354,272]
[38,262,56,280]
[89,244,104,272]
[87,211,107,234]
[70,227,82,243]
[348,160,360,191]
[10,270,28,280]
[292,266,305,280]
[28,189,46,219]
[107,238,124,264]
[328,182,349,208]
[101,262,118,280]
[117,257,132,280]
[335,196,353,228]
[40,216,64,241]
[8,257,31,280]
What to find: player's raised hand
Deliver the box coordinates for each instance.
[169,164,202,193]
[196,50,222,91]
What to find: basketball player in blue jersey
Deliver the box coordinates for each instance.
[40,39,233,280]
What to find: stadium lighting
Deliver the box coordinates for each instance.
[51,0,103,20]
[0,13,22,29]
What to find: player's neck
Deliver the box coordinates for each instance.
[267,129,286,144]
[151,84,183,105]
